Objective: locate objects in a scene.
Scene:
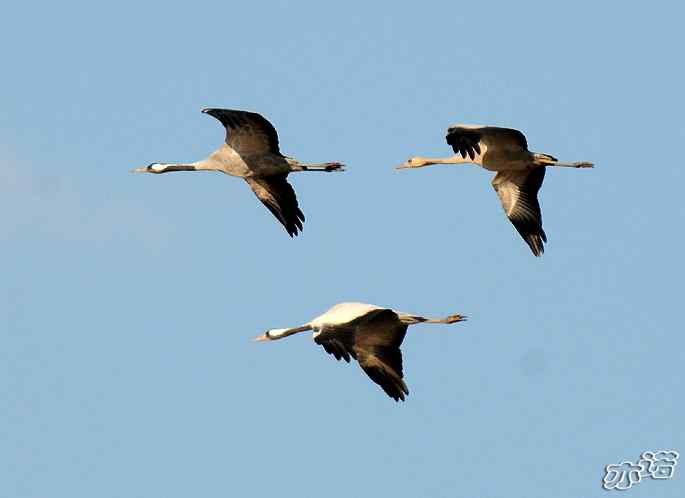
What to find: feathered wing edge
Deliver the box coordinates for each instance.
[244,175,305,237]
[446,125,529,160]
[202,108,282,156]
[491,167,547,256]
[314,309,410,402]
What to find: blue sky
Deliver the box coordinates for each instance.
[2,1,684,497]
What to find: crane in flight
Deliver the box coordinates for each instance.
[397,124,593,256]
[132,108,344,237]
[254,302,467,402]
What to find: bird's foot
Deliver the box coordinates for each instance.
[445,314,467,324]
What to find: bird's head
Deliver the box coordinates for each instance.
[131,163,167,174]
[253,328,287,342]
[396,157,428,169]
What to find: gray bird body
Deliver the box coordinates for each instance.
[203,144,294,178]
[133,108,344,236]
[397,124,593,256]
[254,302,467,402]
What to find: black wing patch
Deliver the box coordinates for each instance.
[202,108,282,156]
[245,175,305,237]
[445,127,482,160]
[492,167,547,256]
[446,126,529,159]
[318,336,355,363]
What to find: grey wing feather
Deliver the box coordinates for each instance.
[244,175,305,237]
[446,125,529,158]
[314,327,356,363]
[313,309,410,401]
[353,309,409,402]
[202,108,282,156]
[491,167,547,256]
[483,126,528,150]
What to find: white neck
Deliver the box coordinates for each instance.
[266,325,312,340]
[151,160,215,173]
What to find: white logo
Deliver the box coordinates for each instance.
[603,450,679,490]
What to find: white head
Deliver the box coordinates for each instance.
[253,328,289,341]
[149,162,167,172]
[131,162,168,174]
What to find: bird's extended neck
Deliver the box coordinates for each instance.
[397,155,473,169]
[424,155,471,165]
[264,324,312,341]
[157,163,197,172]
[145,160,216,173]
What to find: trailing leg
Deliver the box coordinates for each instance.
[396,312,467,325]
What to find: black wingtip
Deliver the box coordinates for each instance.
[384,380,409,402]
[526,235,546,257]
[285,225,302,237]
[285,219,304,237]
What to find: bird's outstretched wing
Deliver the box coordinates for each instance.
[312,309,379,364]
[315,332,356,363]
[313,309,409,401]
[202,108,282,156]
[354,309,409,402]
[446,125,528,160]
[491,167,547,256]
[245,175,305,237]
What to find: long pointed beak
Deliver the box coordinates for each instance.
[253,333,270,342]
[130,166,149,173]
[395,159,417,169]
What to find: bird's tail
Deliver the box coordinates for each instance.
[533,153,594,168]
[293,162,346,172]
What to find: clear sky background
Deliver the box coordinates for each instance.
[2,1,684,497]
